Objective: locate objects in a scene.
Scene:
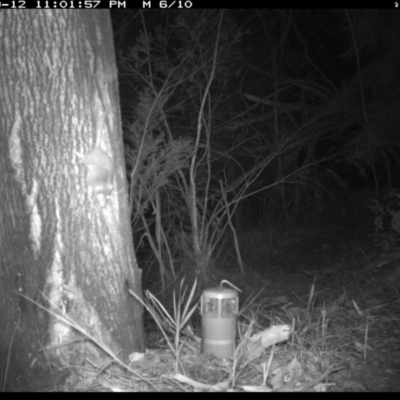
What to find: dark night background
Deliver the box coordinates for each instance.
[109,9,400,231]
[106,10,400,391]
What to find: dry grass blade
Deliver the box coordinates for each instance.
[129,278,199,373]
[17,292,155,389]
[1,320,19,392]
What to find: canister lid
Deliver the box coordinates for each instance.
[202,287,238,299]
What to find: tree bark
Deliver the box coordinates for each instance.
[0,10,144,391]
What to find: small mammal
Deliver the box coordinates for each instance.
[83,145,114,207]
[81,87,115,207]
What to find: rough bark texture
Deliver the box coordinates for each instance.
[0,10,144,391]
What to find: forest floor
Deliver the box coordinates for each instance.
[201,207,400,392]
[128,204,399,392]
[13,206,399,392]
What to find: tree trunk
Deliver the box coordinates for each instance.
[0,10,144,391]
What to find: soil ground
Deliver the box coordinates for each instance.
[7,204,399,392]
[207,207,400,391]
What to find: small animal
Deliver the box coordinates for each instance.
[81,89,115,207]
[83,146,114,207]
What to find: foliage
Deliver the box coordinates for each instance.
[336,10,400,188]
[127,279,199,374]
[371,189,400,252]
[114,9,400,287]
[120,10,246,285]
